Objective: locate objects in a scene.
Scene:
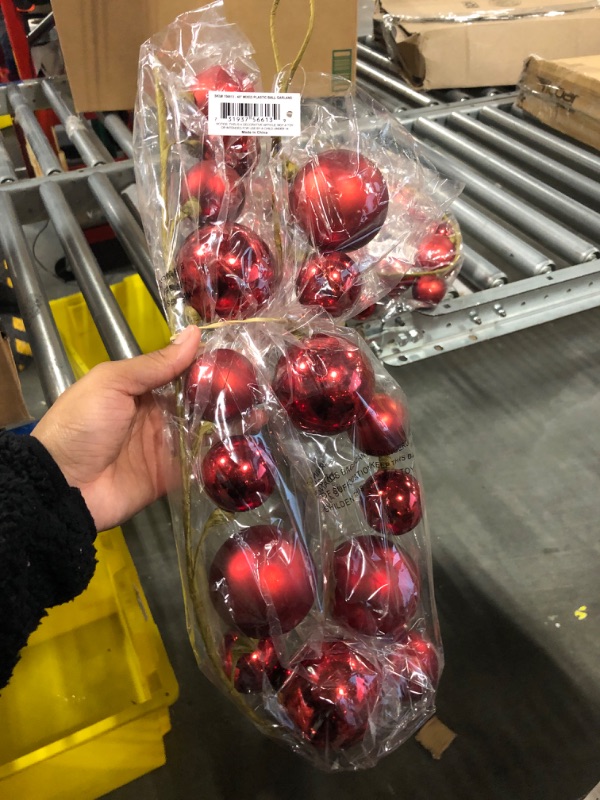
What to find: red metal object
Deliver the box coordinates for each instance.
[0,0,34,79]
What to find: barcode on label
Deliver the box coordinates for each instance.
[220,102,281,120]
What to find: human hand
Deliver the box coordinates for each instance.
[33,325,202,531]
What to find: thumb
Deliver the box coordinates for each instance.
[110,325,202,396]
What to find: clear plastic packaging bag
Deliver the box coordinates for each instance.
[133,2,457,771]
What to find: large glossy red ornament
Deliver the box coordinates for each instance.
[209,525,315,637]
[222,633,287,694]
[360,469,422,536]
[203,135,261,177]
[186,348,258,422]
[331,535,420,638]
[279,641,381,750]
[296,252,361,317]
[416,232,456,270]
[191,66,243,113]
[412,274,447,306]
[180,160,245,223]
[289,149,389,252]
[349,393,407,456]
[177,223,277,321]
[388,632,440,701]
[200,435,275,512]
[273,334,375,435]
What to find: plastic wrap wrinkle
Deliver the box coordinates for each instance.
[133,2,461,771]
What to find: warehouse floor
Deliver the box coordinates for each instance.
[20,299,600,800]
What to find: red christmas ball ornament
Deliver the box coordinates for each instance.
[209,525,315,637]
[273,334,375,435]
[296,252,361,317]
[412,274,447,306]
[279,641,381,750]
[416,232,456,270]
[200,435,275,513]
[289,149,389,252]
[191,65,243,113]
[353,303,377,321]
[349,393,407,457]
[180,160,245,223]
[389,274,416,298]
[203,135,261,177]
[186,348,259,422]
[388,632,440,701]
[177,223,277,321]
[222,633,287,693]
[360,469,422,536]
[434,218,455,239]
[331,535,420,638]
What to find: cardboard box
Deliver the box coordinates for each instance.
[0,332,29,429]
[52,0,357,112]
[376,0,600,90]
[517,54,600,151]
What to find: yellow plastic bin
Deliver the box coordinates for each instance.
[0,276,175,799]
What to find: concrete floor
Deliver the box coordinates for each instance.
[100,308,599,800]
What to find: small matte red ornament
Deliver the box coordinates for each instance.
[353,303,377,321]
[209,525,315,637]
[296,252,361,317]
[203,135,261,177]
[412,274,447,306]
[222,633,287,693]
[191,66,243,113]
[177,222,277,321]
[289,149,389,251]
[186,348,258,422]
[416,232,456,270]
[360,469,422,536]
[180,160,245,223]
[331,535,420,638]
[349,393,407,456]
[388,632,440,701]
[279,641,381,750]
[273,334,375,435]
[200,435,275,512]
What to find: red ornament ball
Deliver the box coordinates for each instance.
[349,393,407,457]
[203,135,261,177]
[177,222,277,321]
[412,274,447,306]
[186,348,258,422]
[360,469,423,536]
[296,252,361,317]
[209,525,315,637]
[388,632,440,701]
[389,274,416,298]
[191,66,243,113]
[279,641,381,750]
[180,160,245,223]
[434,218,456,239]
[416,232,456,270]
[273,334,375,435]
[222,633,287,694]
[289,149,389,252]
[200,435,275,513]
[331,535,420,638]
[353,303,377,321]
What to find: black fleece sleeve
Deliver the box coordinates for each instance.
[0,432,97,689]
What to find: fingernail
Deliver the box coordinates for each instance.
[171,325,196,345]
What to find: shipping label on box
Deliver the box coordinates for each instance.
[517,54,600,151]
[376,0,600,90]
[52,0,357,112]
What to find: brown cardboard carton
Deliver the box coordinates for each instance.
[52,0,357,112]
[0,333,30,429]
[517,54,600,151]
[376,0,600,90]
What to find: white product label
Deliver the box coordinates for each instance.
[207,91,301,137]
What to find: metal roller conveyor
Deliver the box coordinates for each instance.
[39,182,141,361]
[6,84,63,176]
[0,192,74,403]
